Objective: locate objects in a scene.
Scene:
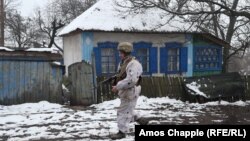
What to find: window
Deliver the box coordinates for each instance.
[160,42,188,74]
[94,42,119,76]
[133,42,157,75]
[101,48,116,74]
[168,48,180,72]
[194,47,221,71]
[135,48,149,73]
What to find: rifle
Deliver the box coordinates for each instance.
[92,75,117,90]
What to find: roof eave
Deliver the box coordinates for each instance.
[59,28,84,37]
[60,29,230,47]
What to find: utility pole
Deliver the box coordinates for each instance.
[0,0,4,46]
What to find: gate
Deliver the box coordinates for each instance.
[68,61,96,105]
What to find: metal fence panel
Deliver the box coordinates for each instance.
[0,60,63,105]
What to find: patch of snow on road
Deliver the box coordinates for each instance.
[186,82,208,98]
[1,97,250,140]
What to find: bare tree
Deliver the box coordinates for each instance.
[4,0,20,14]
[34,9,64,51]
[3,0,21,47]
[51,0,97,24]
[5,11,38,48]
[30,0,97,52]
[116,0,250,72]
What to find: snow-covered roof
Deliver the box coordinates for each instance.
[0,47,14,52]
[25,46,60,54]
[59,0,197,36]
[0,46,60,54]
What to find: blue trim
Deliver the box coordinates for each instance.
[180,47,188,72]
[134,42,152,48]
[162,42,183,74]
[97,42,118,48]
[218,48,223,69]
[160,47,167,73]
[150,47,157,73]
[133,42,152,75]
[82,32,94,63]
[93,47,101,76]
[165,42,182,48]
[95,42,119,76]
[166,47,180,74]
[0,58,3,101]
[193,68,222,72]
[160,42,189,74]
[185,34,193,77]
[193,45,222,72]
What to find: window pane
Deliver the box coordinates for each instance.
[136,48,149,72]
[109,65,116,73]
[194,48,221,71]
[101,56,108,62]
[102,64,108,73]
[167,48,180,72]
[101,48,114,56]
[137,48,148,56]
[101,48,116,74]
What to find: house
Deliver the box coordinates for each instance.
[59,0,229,77]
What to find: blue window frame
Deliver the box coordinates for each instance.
[94,42,119,76]
[134,48,149,73]
[160,42,188,74]
[101,48,116,74]
[168,48,180,72]
[194,46,222,71]
[133,42,157,75]
[94,41,158,76]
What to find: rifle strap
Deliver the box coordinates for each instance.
[116,56,134,83]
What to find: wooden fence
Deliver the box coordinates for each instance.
[68,61,96,106]
[96,76,117,103]
[97,75,250,103]
[96,76,185,103]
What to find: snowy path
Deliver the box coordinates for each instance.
[1,96,250,141]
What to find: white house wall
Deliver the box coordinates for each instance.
[93,32,186,76]
[63,32,188,76]
[93,32,186,47]
[63,33,82,75]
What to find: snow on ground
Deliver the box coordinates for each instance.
[186,82,208,98]
[0,96,250,141]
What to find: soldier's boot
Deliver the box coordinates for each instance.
[134,115,148,125]
[110,131,126,140]
[135,118,149,125]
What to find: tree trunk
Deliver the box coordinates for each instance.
[222,0,239,73]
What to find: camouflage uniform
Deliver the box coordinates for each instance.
[110,42,143,140]
[114,42,143,134]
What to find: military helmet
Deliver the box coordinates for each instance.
[117,42,133,53]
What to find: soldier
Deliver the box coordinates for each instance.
[110,42,143,140]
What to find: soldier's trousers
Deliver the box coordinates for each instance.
[117,85,141,133]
